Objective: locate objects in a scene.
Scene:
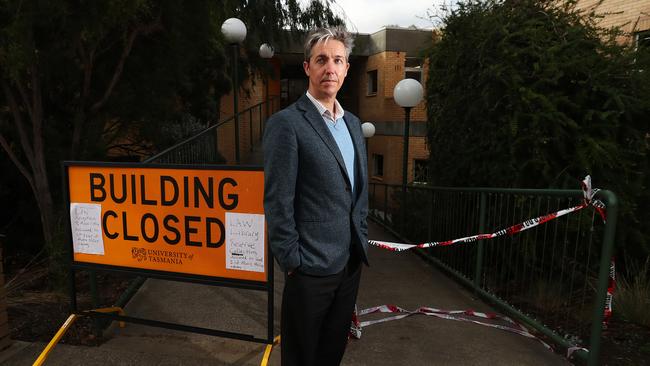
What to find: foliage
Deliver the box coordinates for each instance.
[0,0,344,284]
[615,259,650,327]
[425,0,650,273]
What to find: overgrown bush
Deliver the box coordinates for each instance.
[425,0,650,276]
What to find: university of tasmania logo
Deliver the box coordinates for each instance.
[132,247,147,262]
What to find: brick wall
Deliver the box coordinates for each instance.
[218,57,281,164]
[357,51,427,123]
[575,0,650,42]
[358,50,431,186]
[367,134,429,186]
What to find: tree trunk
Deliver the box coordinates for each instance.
[70,111,85,160]
[1,79,58,271]
[32,160,56,249]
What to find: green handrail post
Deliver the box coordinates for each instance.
[587,190,617,366]
[475,192,487,289]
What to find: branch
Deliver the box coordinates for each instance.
[15,80,33,121]
[75,35,96,104]
[83,48,95,102]
[69,38,94,159]
[2,80,36,170]
[90,19,162,113]
[0,132,36,195]
[105,142,151,154]
[30,64,44,160]
[102,119,122,136]
[96,36,120,58]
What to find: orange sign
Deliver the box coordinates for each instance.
[66,163,266,282]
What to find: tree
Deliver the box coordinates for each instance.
[425,0,650,267]
[0,0,343,280]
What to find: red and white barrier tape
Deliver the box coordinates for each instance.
[349,304,552,351]
[354,176,614,357]
[367,176,615,327]
[350,304,597,359]
[603,258,615,329]
[369,176,606,252]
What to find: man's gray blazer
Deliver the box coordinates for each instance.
[263,94,369,276]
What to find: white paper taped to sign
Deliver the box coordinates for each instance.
[70,203,105,255]
[225,212,265,273]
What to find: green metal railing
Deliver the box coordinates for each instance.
[369,182,617,365]
[146,96,279,164]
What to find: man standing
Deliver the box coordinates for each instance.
[263,27,368,366]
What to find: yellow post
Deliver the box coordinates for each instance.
[32,306,126,366]
[32,314,78,366]
[260,335,281,366]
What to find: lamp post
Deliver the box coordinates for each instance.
[259,43,274,134]
[393,78,423,194]
[361,122,375,155]
[221,17,247,164]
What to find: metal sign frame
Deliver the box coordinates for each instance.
[62,161,274,344]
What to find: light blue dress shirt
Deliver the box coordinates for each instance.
[305,92,356,192]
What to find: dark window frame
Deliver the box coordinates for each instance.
[404,57,422,83]
[636,30,650,50]
[413,159,429,183]
[372,153,384,177]
[367,69,378,96]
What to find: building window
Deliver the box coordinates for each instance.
[372,154,384,177]
[405,57,422,83]
[413,159,429,183]
[636,30,650,50]
[367,70,378,95]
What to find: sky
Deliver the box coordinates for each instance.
[331,0,447,33]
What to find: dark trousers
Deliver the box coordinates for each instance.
[281,258,362,366]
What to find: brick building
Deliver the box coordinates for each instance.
[354,28,432,186]
[575,0,650,45]
[248,1,650,183]
[217,57,282,164]
[267,27,434,186]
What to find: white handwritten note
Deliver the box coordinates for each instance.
[225,212,265,273]
[70,203,105,255]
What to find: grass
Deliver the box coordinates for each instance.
[614,259,650,327]
[528,279,566,313]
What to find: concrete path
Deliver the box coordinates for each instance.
[1,220,568,365]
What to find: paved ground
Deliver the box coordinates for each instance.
[1,220,568,365]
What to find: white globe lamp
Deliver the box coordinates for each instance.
[361,122,376,138]
[393,78,423,107]
[221,18,247,44]
[259,43,274,59]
